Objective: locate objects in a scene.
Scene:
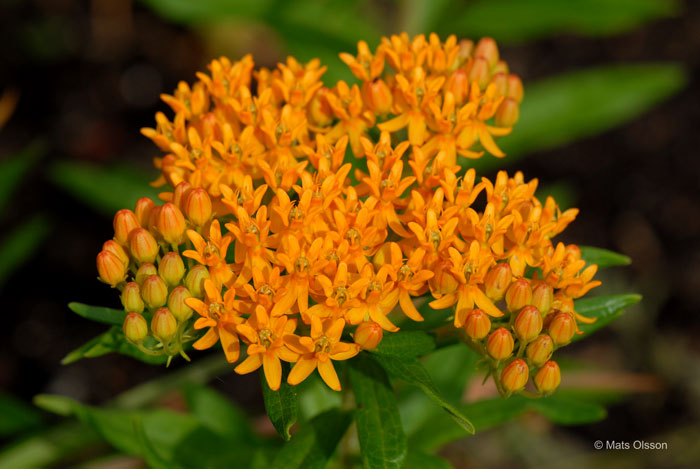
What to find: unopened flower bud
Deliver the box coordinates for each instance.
[185,264,210,298]
[151,307,178,341]
[526,334,554,367]
[445,69,469,105]
[464,309,491,340]
[141,274,168,309]
[157,203,186,245]
[495,98,519,127]
[134,197,156,227]
[172,181,193,211]
[128,228,159,264]
[102,240,129,267]
[474,37,499,69]
[158,252,185,287]
[363,79,393,115]
[514,305,543,343]
[564,244,582,262]
[491,73,508,96]
[168,286,193,322]
[484,263,512,301]
[505,278,532,312]
[113,209,140,245]
[123,312,148,343]
[184,188,212,227]
[492,60,509,75]
[469,56,491,90]
[534,360,561,394]
[147,205,162,239]
[501,359,529,393]
[354,321,383,350]
[308,88,333,127]
[97,251,127,286]
[487,328,514,361]
[506,74,524,103]
[135,263,157,285]
[532,283,554,316]
[430,267,459,296]
[456,39,474,66]
[121,282,144,313]
[548,312,576,346]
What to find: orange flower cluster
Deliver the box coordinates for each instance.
[98,33,601,394]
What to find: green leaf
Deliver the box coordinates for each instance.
[61,326,168,365]
[530,395,607,425]
[183,384,256,443]
[579,246,631,269]
[348,353,407,469]
[0,215,50,287]
[261,363,298,441]
[0,140,45,212]
[49,161,161,216]
[139,0,275,24]
[0,393,43,436]
[423,343,480,403]
[371,354,475,435]
[132,418,171,469]
[470,64,687,171]
[574,293,642,340]
[68,302,126,327]
[404,450,452,469]
[297,373,342,421]
[271,408,352,469]
[372,331,436,358]
[441,0,678,43]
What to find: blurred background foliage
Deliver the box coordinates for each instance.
[0,0,698,467]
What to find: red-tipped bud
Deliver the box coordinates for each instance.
[548,312,576,346]
[492,60,509,75]
[505,278,532,312]
[526,334,554,367]
[354,321,383,350]
[474,37,499,69]
[487,327,514,361]
[456,39,474,66]
[495,98,519,127]
[445,69,469,105]
[464,309,491,340]
[564,244,582,262]
[430,267,459,296]
[506,74,524,103]
[514,305,543,343]
[123,312,148,343]
[113,209,140,245]
[185,264,210,298]
[308,88,333,127]
[102,240,129,267]
[134,197,156,227]
[484,263,512,302]
[184,188,212,227]
[158,252,185,287]
[97,250,127,286]
[363,79,393,115]
[501,359,529,393]
[532,283,554,316]
[135,263,157,285]
[121,282,144,314]
[469,56,491,90]
[128,228,159,264]
[168,286,193,322]
[157,203,186,245]
[141,274,168,309]
[147,205,162,239]
[534,360,561,394]
[172,182,193,211]
[151,307,178,341]
[491,73,508,96]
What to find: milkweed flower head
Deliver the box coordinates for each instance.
[96,33,601,395]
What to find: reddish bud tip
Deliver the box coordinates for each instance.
[469,56,491,90]
[123,312,148,343]
[505,278,532,313]
[184,188,212,227]
[158,252,185,287]
[141,274,168,309]
[531,282,554,316]
[102,240,129,267]
[363,79,393,115]
[134,197,156,228]
[526,334,554,367]
[548,312,576,346]
[97,250,127,286]
[487,327,514,361]
[185,264,210,298]
[121,282,145,314]
[128,228,159,265]
[506,74,524,103]
[354,321,383,350]
[168,286,193,322]
[474,37,499,69]
[135,263,157,285]
[495,97,519,127]
[151,307,178,341]
[501,358,529,393]
[534,360,561,394]
[113,209,140,245]
[514,305,543,343]
[158,203,186,245]
[172,182,193,211]
[464,309,491,340]
[484,263,512,302]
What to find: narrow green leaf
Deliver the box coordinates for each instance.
[133,418,171,469]
[348,353,407,469]
[68,302,126,326]
[297,373,342,421]
[183,384,256,443]
[470,64,687,171]
[61,326,168,365]
[0,140,45,212]
[372,331,436,358]
[0,393,43,436]
[574,293,642,340]
[530,395,607,425]
[49,161,161,216]
[441,0,678,43]
[579,246,631,268]
[423,343,480,403]
[372,354,475,435]
[271,408,353,469]
[404,450,452,469]
[261,364,298,441]
[0,215,50,287]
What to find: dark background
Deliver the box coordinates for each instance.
[1,0,698,467]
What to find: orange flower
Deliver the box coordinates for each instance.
[272,236,328,316]
[285,317,359,390]
[182,220,234,287]
[309,262,368,322]
[384,243,433,321]
[346,264,400,332]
